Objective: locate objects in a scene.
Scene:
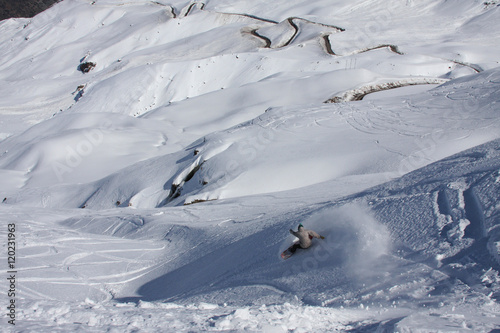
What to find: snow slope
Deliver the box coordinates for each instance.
[0,0,499,331]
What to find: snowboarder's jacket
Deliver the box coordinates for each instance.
[289,225,322,249]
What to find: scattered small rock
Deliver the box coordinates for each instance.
[78,62,96,73]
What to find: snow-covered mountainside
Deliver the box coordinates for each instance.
[0,0,499,331]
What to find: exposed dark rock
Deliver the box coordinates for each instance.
[78,62,96,73]
[0,0,62,21]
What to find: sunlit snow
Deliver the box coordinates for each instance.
[0,0,499,331]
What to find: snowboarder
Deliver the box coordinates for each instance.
[281,223,325,259]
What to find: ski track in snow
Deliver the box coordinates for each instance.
[2,215,166,302]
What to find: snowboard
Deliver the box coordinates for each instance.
[280,246,295,260]
[281,248,293,260]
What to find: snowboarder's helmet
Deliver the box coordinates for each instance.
[298,223,303,229]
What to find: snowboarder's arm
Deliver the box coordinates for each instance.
[289,229,299,237]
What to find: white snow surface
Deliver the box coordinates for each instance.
[1,0,500,331]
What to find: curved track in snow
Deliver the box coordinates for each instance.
[325,77,449,103]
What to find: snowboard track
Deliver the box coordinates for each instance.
[435,187,497,298]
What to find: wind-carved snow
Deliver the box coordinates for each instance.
[1,0,500,331]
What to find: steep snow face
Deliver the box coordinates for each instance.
[0,0,500,331]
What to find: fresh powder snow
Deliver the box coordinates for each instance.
[0,0,499,331]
